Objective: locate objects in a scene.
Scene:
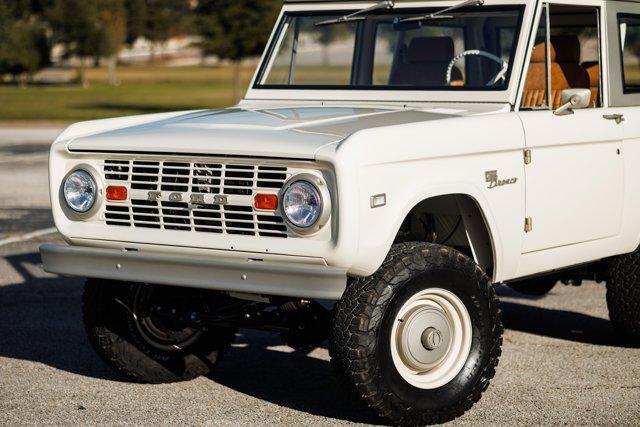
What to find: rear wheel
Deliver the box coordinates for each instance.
[83,280,236,383]
[330,243,502,425]
[606,250,640,343]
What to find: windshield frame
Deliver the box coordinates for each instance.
[246,0,536,104]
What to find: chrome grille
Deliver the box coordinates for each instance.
[102,159,289,238]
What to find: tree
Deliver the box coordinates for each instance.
[0,0,49,84]
[47,0,101,87]
[143,0,191,63]
[125,0,147,46]
[96,0,126,85]
[195,0,281,101]
[315,26,352,67]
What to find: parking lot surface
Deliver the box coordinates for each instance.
[0,128,639,425]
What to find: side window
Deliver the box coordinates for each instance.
[618,14,640,93]
[521,5,601,110]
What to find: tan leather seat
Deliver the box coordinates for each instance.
[521,35,591,109]
[582,61,600,107]
[389,37,462,86]
[521,41,549,108]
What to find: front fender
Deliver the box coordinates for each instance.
[321,112,526,282]
[359,184,502,278]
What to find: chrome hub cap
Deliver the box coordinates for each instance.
[391,288,472,389]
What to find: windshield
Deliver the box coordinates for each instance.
[256,6,524,90]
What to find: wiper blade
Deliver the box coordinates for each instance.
[315,0,395,26]
[400,0,484,23]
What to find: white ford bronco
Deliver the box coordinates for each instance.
[41,0,640,424]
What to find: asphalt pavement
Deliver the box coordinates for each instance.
[0,127,639,425]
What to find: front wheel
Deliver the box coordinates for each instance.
[330,243,502,425]
[83,280,236,383]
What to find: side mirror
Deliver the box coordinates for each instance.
[554,89,591,116]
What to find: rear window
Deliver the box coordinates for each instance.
[618,14,640,93]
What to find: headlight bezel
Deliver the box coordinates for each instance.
[279,173,331,235]
[60,167,101,218]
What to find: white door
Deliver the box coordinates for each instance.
[519,110,624,253]
[517,2,625,253]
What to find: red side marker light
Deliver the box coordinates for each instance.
[254,194,278,211]
[106,186,128,201]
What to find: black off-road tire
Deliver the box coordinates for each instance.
[330,242,502,425]
[606,250,640,342]
[83,279,236,384]
[508,276,558,296]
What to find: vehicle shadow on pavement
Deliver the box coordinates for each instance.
[0,252,124,382]
[500,300,638,348]
[1,251,637,422]
[211,332,382,425]
[0,252,381,424]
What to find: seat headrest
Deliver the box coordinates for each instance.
[531,41,556,63]
[406,37,455,63]
[551,35,581,63]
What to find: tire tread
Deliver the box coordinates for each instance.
[607,250,640,341]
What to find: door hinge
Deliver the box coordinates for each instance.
[525,217,533,233]
[524,149,532,165]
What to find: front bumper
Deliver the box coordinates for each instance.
[40,244,347,300]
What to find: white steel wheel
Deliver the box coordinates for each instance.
[390,287,472,389]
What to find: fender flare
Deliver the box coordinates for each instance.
[383,184,503,281]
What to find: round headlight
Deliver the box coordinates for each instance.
[282,180,323,229]
[63,170,97,213]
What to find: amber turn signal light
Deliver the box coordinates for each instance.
[254,194,278,211]
[106,186,128,201]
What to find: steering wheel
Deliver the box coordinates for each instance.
[445,50,509,86]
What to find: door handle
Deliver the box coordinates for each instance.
[603,114,625,124]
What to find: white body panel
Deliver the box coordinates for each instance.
[47,0,640,292]
[518,109,624,253]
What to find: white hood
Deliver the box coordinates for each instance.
[66,106,460,159]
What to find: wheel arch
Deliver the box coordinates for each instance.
[389,191,500,282]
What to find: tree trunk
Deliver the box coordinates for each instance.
[148,42,156,64]
[233,59,243,103]
[322,45,330,67]
[78,58,89,88]
[107,55,119,86]
[18,73,28,88]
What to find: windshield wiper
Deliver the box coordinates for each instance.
[400,0,484,23]
[315,0,395,26]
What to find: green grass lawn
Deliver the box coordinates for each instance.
[0,66,256,123]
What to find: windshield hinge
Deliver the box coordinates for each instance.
[524,149,532,165]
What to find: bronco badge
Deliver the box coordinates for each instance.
[485,170,518,189]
